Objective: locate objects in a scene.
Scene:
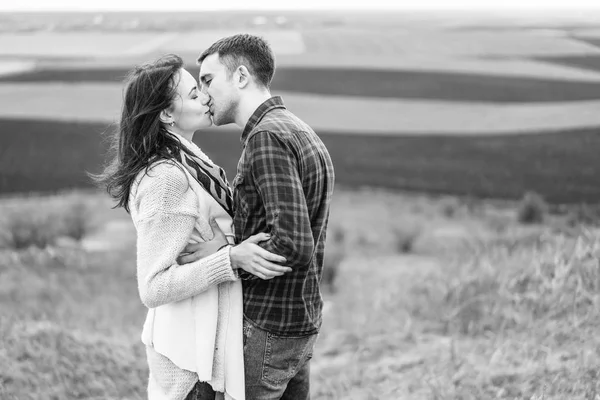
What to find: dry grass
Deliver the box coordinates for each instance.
[420,230,600,335]
[411,230,600,399]
[312,189,600,399]
[0,191,145,399]
[0,319,147,400]
[2,188,599,399]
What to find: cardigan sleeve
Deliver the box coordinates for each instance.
[133,161,237,309]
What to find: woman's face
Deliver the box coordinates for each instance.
[169,68,212,132]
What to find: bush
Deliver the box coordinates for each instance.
[322,248,342,292]
[57,198,92,241]
[517,191,547,224]
[440,197,460,218]
[566,204,600,227]
[393,223,422,254]
[1,205,60,249]
[0,193,95,250]
[462,196,484,217]
[322,226,346,291]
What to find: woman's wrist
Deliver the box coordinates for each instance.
[218,243,230,252]
[228,245,239,270]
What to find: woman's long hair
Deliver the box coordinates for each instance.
[92,54,191,213]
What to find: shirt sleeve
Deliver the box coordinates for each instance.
[246,130,315,270]
[134,162,237,308]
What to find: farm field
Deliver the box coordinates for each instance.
[1,20,600,203]
[6,66,600,103]
[1,26,600,203]
[0,118,598,204]
[0,13,600,203]
[539,54,600,72]
[2,24,600,202]
[4,83,600,135]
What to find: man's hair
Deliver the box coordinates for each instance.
[197,34,275,89]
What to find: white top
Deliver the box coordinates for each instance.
[129,134,244,400]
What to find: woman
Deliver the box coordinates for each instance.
[94,54,289,400]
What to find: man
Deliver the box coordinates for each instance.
[198,34,335,399]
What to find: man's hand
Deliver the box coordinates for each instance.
[230,233,290,280]
[176,226,290,281]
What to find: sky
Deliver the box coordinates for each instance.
[3,0,600,12]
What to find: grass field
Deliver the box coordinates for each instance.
[1,118,598,204]
[539,54,600,72]
[572,36,600,50]
[5,66,600,103]
[1,187,599,399]
[0,119,108,194]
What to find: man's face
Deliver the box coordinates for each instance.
[199,53,238,126]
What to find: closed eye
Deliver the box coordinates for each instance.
[200,75,212,87]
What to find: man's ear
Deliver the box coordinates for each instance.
[159,109,173,125]
[236,65,250,89]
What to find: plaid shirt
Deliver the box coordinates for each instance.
[232,96,335,336]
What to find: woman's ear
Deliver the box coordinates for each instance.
[159,109,173,125]
[236,65,250,89]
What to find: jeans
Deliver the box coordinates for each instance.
[184,381,222,400]
[243,317,318,400]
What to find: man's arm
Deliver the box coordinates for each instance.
[247,130,315,269]
[177,231,290,280]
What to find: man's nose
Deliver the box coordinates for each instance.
[200,92,211,106]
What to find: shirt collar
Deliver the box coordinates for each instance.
[241,96,286,145]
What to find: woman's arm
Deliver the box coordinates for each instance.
[136,212,235,308]
[133,162,236,309]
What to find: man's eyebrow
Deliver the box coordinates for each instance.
[188,86,197,96]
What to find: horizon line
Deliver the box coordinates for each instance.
[3,6,600,12]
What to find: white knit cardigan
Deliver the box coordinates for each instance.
[129,137,244,400]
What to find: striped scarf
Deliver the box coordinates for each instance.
[180,151,234,217]
[166,134,233,217]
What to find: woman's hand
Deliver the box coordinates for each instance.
[230,233,290,280]
[176,222,228,265]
